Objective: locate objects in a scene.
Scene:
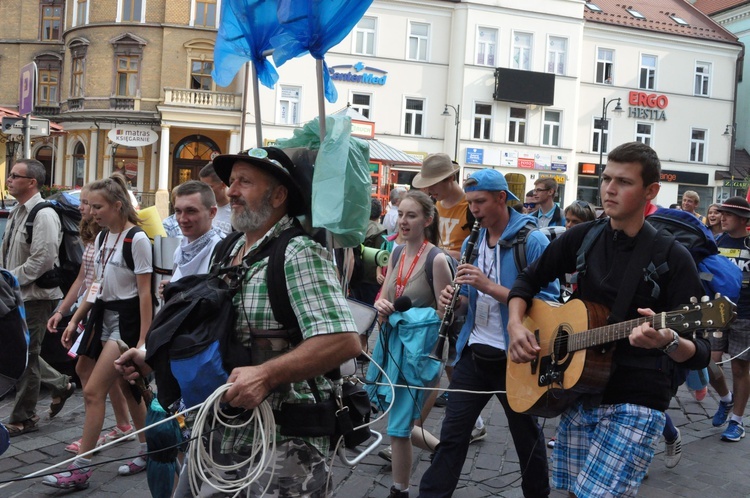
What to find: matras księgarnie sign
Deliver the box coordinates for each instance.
[108,126,158,147]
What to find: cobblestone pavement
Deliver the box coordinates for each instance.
[1,360,749,497]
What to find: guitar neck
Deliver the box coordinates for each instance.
[568,315,664,352]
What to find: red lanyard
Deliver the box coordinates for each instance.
[395,240,428,299]
[99,231,123,280]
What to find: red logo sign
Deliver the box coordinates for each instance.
[628,91,668,109]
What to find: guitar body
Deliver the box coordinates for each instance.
[506,298,612,418]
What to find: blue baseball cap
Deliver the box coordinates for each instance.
[464,169,520,201]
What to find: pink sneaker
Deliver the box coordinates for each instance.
[694,387,708,402]
[42,463,92,489]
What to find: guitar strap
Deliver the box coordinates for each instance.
[608,221,658,324]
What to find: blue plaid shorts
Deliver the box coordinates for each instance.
[552,402,665,497]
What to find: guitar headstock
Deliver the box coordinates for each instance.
[660,295,737,336]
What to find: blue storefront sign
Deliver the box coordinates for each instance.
[465,148,484,165]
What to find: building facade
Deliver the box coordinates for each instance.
[0,0,742,213]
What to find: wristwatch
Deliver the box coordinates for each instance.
[660,330,680,354]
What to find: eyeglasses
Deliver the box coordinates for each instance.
[534,188,550,193]
[8,173,32,180]
[523,203,537,209]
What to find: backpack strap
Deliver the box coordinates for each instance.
[210,231,244,271]
[24,201,53,245]
[265,226,308,334]
[498,222,536,274]
[575,218,608,276]
[122,226,144,272]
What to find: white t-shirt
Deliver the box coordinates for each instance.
[213,203,233,235]
[468,237,505,350]
[94,228,152,302]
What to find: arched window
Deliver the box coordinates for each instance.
[172,135,220,186]
[73,142,85,188]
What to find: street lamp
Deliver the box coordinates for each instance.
[724,124,737,197]
[442,104,460,162]
[595,97,623,205]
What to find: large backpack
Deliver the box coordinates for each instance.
[0,269,29,398]
[25,192,83,296]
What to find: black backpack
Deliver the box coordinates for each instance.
[26,192,83,295]
[0,269,28,398]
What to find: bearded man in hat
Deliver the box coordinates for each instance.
[117,147,361,497]
[413,153,473,260]
[711,196,750,443]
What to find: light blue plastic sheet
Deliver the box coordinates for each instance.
[212,0,374,101]
[275,115,371,247]
[213,0,281,89]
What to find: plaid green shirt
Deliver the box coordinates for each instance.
[222,215,357,455]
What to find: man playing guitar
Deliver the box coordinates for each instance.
[507,142,710,497]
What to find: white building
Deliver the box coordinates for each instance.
[241,0,741,208]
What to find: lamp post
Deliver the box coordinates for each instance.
[723,124,737,197]
[595,97,623,206]
[442,104,460,162]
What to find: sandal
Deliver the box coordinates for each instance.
[48,382,75,419]
[42,462,92,489]
[118,454,147,476]
[65,438,82,454]
[6,418,39,437]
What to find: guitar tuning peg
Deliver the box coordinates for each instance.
[701,296,710,303]
[690,297,698,304]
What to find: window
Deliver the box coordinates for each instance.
[476,27,498,66]
[354,17,376,56]
[191,60,213,90]
[512,32,532,70]
[119,0,144,22]
[639,54,656,90]
[695,62,711,96]
[403,98,424,136]
[41,4,62,41]
[547,36,567,75]
[671,14,689,26]
[116,56,139,97]
[73,142,85,188]
[592,117,609,154]
[74,0,88,26]
[635,122,652,146]
[585,2,602,12]
[473,103,492,140]
[626,8,646,20]
[543,110,561,147]
[71,56,85,98]
[690,129,707,163]
[194,0,217,27]
[351,93,372,119]
[37,69,59,105]
[596,48,614,84]
[278,86,300,125]
[113,146,139,188]
[408,22,429,61]
[508,107,526,143]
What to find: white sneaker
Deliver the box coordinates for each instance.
[664,428,682,469]
[470,425,487,444]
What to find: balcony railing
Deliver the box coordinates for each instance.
[163,88,242,111]
[110,97,138,111]
[67,98,83,111]
[34,105,61,116]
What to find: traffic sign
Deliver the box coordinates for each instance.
[1,116,50,137]
[19,62,36,116]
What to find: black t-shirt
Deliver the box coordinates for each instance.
[717,234,750,320]
[509,220,711,411]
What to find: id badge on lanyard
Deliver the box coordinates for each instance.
[86,280,102,303]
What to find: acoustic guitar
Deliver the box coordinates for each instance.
[506,296,736,418]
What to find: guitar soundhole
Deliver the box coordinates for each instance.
[537,326,573,388]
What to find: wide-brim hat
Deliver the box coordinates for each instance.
[716,196,750,219]
[213,147,306,216]
[412,153,459,188]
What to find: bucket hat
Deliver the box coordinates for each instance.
[412,153,459,188]
[716,196,750,219]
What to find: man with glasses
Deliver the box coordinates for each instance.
[533,178,564,228]
[1,159,74,436]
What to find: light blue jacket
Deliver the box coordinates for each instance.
[454,209,560,365]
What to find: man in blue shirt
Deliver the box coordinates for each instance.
[533,178,563,228]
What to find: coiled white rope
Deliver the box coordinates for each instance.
[187,383,277,497]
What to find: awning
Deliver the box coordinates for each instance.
[365,139,421,165]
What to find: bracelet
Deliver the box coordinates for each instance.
[53,310,63,316]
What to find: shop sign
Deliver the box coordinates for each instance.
[501,150,518,167]
[108,126,158,146]
[660,169,709,185]
[351,119,375,138]
[518,157,535,169]
[724,179,750,188]
[329,62,388,86]
[534,154,551,170]
[627,90,667,122]
[465,148,484,164]
[539,173,566,185]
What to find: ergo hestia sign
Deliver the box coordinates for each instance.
[627,90,667,121]
[108,126,159,146]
